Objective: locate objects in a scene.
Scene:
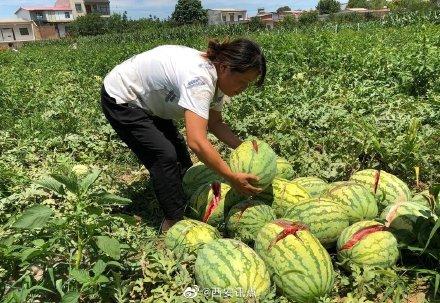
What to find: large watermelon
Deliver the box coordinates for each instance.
[182,162,221,198]
[350,169,411,208]
[323,182,378,224]
[226,200,276,245]
[256,178,310,217]
[195,238,271,301]
[229,139,277,190]
[255,219,334,303]
[337,220,399,269]
[292,176,329,198]
[188,182,238,228]
[165,219,221,255]
[381,201,437,242]
[283,198,350,247]
[275,157,295,180]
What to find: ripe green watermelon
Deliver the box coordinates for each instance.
[226,200,276,245]
[337,220,399,269]
[165,219,221,255]
[283,198,350,247]
[195,238,271,300]
[255,219,334,303]
[182,162,222,198]
[229,139,277,190]
[381,201,437,237]
[323,182,378,224]
[188,182,238,228]
[350,169,411,209]
[291,176,329,198]
[256,178,310,217]
[275,157,295,180]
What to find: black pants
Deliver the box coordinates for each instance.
[100,85,193,220]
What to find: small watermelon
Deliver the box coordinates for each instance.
[229,139,277,190]
[337,220,399,269]
[275,157,295,180]
[350,169,411,209]
[226,200,276,245]
[323,181,378,223]
[165,219,221,255]
[292,176,329,198]
[183,162,222,198]
[255,219,334,302]
[283,198,350,247]
[195,238,271,301]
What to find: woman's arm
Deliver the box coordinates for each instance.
[207,110,242,149]
[184,110,261,196]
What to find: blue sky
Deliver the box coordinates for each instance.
[0,0,319,20]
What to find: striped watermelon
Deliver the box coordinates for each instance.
[323,182,378,224]
[283,198,350,247]
[255,219,334,302]
[182,162,221,198]
[229,139,277,190]
[292,176,329,198]
[195,238,271,300]
[256,178,310,217]
[350,169,411,208]
[226,200,276,245]
[188,182,238,228]
[275,157,295,180]
[381,201,437,237]
[337,220,399,268]
[165,219,221,255]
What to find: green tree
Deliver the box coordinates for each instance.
[317,0,341,14]
[347,0,370,8]
[276,6,292,13]
[69,13,106,36]
[298,10,319,25]
[279,14,297,29]
[248,16,265,30]
[370,0,387,9]
[171,0,207,25]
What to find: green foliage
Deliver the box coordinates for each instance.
[298,10,320,25]
[248,16,266,30]
[279,15,297,29]
[69,13,108,36]
[317,0,342,15]
[171,0,208,25]
[347,0,371,8]
[276,6,292,13]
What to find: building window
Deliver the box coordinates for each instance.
[238,14,243,20]
[19,27,29,35]
[75,3,82,12]
[36,12,44,20]
[229,13,234,21]
[222,14,226,22]
[65,12,70,18]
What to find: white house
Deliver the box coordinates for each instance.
[207,9,247,25]
[15,0,110,38]
[0,18,37,45]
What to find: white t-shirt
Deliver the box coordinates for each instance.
[103,45,229,120]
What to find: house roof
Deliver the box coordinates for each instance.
[16,6,71,13]
[208,8,246,12]
[0,17,33,24]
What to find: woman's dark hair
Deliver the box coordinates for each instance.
[204,38,266,87]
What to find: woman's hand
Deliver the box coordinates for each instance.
[228,172,263,197]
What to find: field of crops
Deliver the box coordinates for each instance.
[0,18,439,302]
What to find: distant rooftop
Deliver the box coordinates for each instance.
[18,6,71,11]
[208,8,247,12]
[0,17,33,23]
